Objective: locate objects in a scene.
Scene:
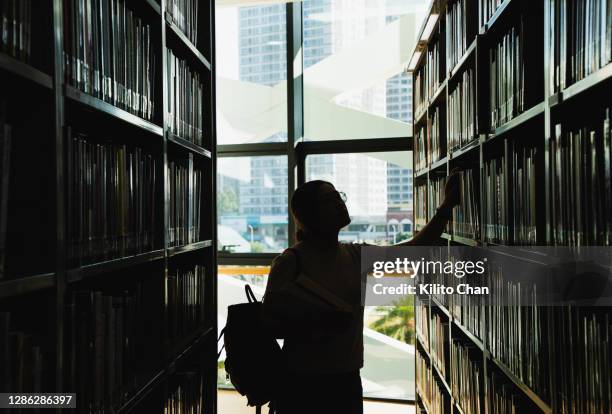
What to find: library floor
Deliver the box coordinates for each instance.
[218,389,415,413]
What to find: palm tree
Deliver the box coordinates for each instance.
[369,296,415,345]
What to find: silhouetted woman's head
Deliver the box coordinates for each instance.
[291,180,351,241]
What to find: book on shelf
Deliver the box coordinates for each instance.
[0,110,10,279]
[415,182,427,232]
[489,18,525,130]
[448,67,475,151]
[167,155,203,247]
[417,348,447,414]
[430,312,448,379]
[427,39,441,99]
[416,297,429,351]
[0,0,32,62]
[415,123,427,171]
[0,312,44,394]
[428,176,446,225]
[512,146,537,245]
[484,156,507,244]
[452,169,480,240]
[429,106,442,164]
[167,48,204,146]
[479,0,504,29]
[166,0,200,48]
[486,371,522,414]
[66,128,158,266]
[165,370,205,413]
[414,64,428,117]
[451,339,482,414]
[551,307,611,414]
[63,0,156,121]
[165,264,206,341]
[451,260,485,339]
[66,288,145,411]
[446,0,468,71]
[551,109,612,246]
[549,0,612,92]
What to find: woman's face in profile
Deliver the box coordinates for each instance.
[315,183,351,231]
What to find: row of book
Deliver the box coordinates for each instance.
[550,0,612,92]
[415,124,427,171]
[551,111,612,246]
[446,0,468,72]
[427,176,446,225]
[414,183,427,231]
[0,312,44,395]
[429,106,442,164]
[165,265,206,341]
[487,372,522,413]
[0,0,32,62]
[427,40,441,100]
[430,312,448,378]
[512,146,537,245]
[167,49,205,146]
[0,115,10,279]
[63,0,156,121]
[168,159,203,247]
[484,156,507,244]
[65,289,143,412]
[448,67,476,151]
[487,266,548,400]
[489,20,526,130]
[416,349,446,414]
[551,308,611,414]
[479,0,504,29]
[67,132,158,266]
[452,169,480,239]
[166,0,201,48]
[451,266,486,340]
[165,371,205,413]
[416,298,429,351]
[451,340,482,414]
[414,66,427,118]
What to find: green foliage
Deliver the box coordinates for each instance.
[369,296,415,345]
[218,187,239,214]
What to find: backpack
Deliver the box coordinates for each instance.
[219,284,283,413]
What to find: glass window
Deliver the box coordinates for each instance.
[305,151,413,245]
[302,0,428,141]
[218,156,288,253]
[216,3,288,144]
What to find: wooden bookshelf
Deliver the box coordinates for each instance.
[0,0,217,412]
[411,0,611,413]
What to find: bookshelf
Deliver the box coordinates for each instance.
[411,0,612,413]
[0,0,217,412]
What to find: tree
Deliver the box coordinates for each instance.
[218,187,239,214]
[369,296,415,344]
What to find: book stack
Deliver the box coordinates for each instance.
[479,0,503,29]
[429,106,442,163]
[168,159,203,247]
[166,0,200,47]
[430,313,448,378]
[448,68,475,151]
[67,132,158,266]
[415,124,427,171]
[512,146,537,245]
[427,176,446,221]
[416,298,429,350]
[65,288,144,412]
[165,265,206,341]
[415,64,427,116]
[0,0,32,62]
[551,111,612,246]
[167,49,204,146]
[0,112,10,279]
[549,0,612,92]
[489,19,525,129]
[0,312,44,395]
[63,0,156,121]
[452,169,480,239]
[488,267,548,401]
[451,340,482,414]
[427,40,440,99]
[551,308,611,413]
[484,157,507,244]
[165,371,205,413]
[415,183,427,231]
[446,0,467,71]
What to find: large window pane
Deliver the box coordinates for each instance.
[217,156,288,253]
[306,151,413,244]
[215,3,288,144]
[303,0,428,141]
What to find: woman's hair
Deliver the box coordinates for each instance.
[290,180,332,241]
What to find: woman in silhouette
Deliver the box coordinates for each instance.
[263,171,460,414]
